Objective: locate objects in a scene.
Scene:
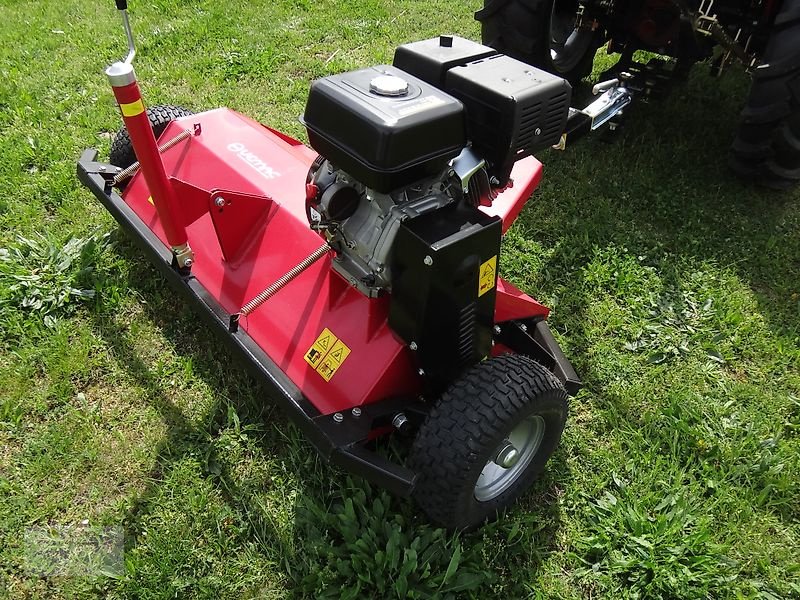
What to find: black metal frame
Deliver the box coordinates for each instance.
[77,148,582,497]
[495,319,582,396]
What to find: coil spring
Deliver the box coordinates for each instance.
[112,128,193,185]
[238,243,332,318]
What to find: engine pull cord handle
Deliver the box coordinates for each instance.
[229,243,333,332]
[114,0,136,64]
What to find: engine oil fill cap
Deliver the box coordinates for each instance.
[370,74,409,97]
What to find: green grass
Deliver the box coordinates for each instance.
[1,0,799,597]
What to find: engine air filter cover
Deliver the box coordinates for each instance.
[444,54,571,185]
[303,65,466,192]
[392,35,497,87]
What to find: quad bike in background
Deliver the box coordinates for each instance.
[477,0,800,188]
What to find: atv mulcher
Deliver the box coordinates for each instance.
[74,1,620,529]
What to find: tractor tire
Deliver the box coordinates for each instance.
[730,0,800,189]
[476,0,601,84]
[109,104,194,171]
[408,354,568,529]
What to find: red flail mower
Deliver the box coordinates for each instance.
[78,1,581,529]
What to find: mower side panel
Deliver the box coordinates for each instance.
[77,149,419,495]
[118,108,549,415]
[122,109,421,415]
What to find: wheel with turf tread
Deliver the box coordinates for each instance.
[729,0,800,189]
[408,354,568,529]
[109,104,194,172]
[476,0,601,84]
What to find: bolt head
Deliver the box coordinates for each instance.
[534,127,542,136]
[493,325,502,335]
[418,368,425,377]
[423,255,433,266]
[183,258,193,268]
[333,412,344,423]
[392,413,409,430]
[351,407,362,418]
[519,323,528,332]
[214,196,225,207]
[409,341,418,351]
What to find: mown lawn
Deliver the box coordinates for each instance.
[1,0,799,598]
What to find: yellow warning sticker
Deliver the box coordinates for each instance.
[478,255,498,297]
[315,338,352,382]
[120,99,145,117]
[304,327,337,369]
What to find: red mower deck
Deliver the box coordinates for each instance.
[78,108,576,495]
[79,8,580,526]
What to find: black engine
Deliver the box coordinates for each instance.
[301,36,570,383]
[304,35,571,191]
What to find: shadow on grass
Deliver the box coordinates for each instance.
[504,64,797,392]
[87,249,568,597]
[511,65,800,526]
[526,66,799,338]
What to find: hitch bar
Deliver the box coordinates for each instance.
[555,77,634,150]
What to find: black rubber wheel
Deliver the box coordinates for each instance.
[730,0,800,189]
[109,104,194,171]
[408,354,568,529]
[476,0,602,84]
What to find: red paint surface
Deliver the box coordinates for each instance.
[495,278,550,322]
[122,108,549,414]
[111,82,188,248]
[480,165,544,234]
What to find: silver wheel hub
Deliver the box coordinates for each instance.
[494,440,521,469]
[474,415,546,502]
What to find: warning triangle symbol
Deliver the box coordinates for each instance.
[318,335,331,350]
[329,348,343,363]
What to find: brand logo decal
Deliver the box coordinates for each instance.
[227,142,281,180]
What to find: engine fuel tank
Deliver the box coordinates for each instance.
[302,65,466,192]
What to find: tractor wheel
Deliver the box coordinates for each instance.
[729,0,800,189]
[109,104,194,172]
[408,354,568,529]
[476,0,601,84]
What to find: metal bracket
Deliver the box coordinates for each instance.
[583,80,633,131]
[495,319,582,396]
[451,147,487,193]
[172,242,195,270]
[553,77,633,150]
